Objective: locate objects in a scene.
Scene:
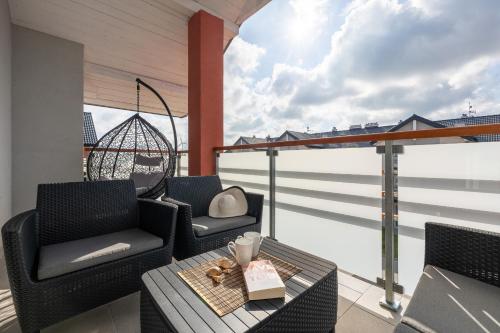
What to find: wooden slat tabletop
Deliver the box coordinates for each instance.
[142,237,337,333]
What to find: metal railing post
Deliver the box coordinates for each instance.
[176,153,181,177]
[267,148,277,240]
[378,141,402,312]
[214,152,220,175]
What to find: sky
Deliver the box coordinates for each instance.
[86,0,500,147]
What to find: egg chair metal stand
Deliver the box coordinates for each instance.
[86,78,178,199]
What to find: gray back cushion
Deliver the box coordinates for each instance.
[37,180,138,246]
[165,176,222,217]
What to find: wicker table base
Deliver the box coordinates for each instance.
[141,238,338,333]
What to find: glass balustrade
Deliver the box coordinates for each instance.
[177,137,500,297]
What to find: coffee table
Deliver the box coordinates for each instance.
[140,237,338,332]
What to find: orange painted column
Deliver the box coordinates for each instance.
[188,10,224,176]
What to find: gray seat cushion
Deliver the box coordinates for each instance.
[38,228,163,280]
[401,265,500,333]
[191,215,256,237]
[394,324,421,333]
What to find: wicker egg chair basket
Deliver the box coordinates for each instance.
[86,78,178,199]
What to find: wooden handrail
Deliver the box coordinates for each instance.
[83,123,500,154]
[214,123,500,152]
[83,147,189,154]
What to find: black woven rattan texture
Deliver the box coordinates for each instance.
[165,176,223,218]
[425,222,500,288]
[87,113,176,199]
[395,222,500,333]
[2,180,177,333]
[162,176,264,261]
[37,180,138,246]
[254,270,337,333]
[141,285,175,333]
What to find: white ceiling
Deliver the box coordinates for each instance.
[8,0,270,117]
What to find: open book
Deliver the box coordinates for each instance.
[242,260,285,300]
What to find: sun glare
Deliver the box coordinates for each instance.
[287,0,328,44]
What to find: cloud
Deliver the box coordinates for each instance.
[286,0,330,44]
[223,0,500,143]
[225,37,266,75]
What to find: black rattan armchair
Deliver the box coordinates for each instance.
[162,176,263,260]
[2,180,177,333]
[395,223,500,333]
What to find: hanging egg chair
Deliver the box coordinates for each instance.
[87,78,178,199]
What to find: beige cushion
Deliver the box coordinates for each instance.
[401,265,500,333]
[38,228,163,280]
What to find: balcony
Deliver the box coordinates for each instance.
[1,1,500,333]
[2,125,500,332]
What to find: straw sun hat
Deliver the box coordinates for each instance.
[208,186,248,218]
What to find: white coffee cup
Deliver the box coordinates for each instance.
[227,237,253,266]
[243,231,263,258]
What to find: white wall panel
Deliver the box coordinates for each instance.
[0,0,11,226]
[12,25,84,214]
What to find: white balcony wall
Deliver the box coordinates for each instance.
[218,151,270,237]
[218,148,382,282]
[275,148,382,283]
[179,154,189,176]
[399,142,500,294]
[0,0,11,226]
[217,142,500,294]
[11,26,83,214]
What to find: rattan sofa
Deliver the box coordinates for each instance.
[2,180,177,333]
[395,222,500,333]
[161,175,264,260]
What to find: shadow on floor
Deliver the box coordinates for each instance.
[0,256,407,333]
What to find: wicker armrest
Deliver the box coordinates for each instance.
[161,196,192,223]
[1,210,39,284]
[138,199,177,247]
[425,222,500,287]
[161,196,192,226]
[245,192,264,222]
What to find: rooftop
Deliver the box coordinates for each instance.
[234,113,500,148]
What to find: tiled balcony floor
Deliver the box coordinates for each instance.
[0,252,409,333]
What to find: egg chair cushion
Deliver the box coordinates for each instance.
[135,154,163,167]
[130,172,165,190]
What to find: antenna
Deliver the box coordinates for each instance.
[468,101,476,117]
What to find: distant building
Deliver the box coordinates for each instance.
[273,130,323,150]
[232,113,500,150]
[83,112,98,178]
[372,114,476,146]
[436,114,500,142]
[83,111,98,150]
[232,135,271,152]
